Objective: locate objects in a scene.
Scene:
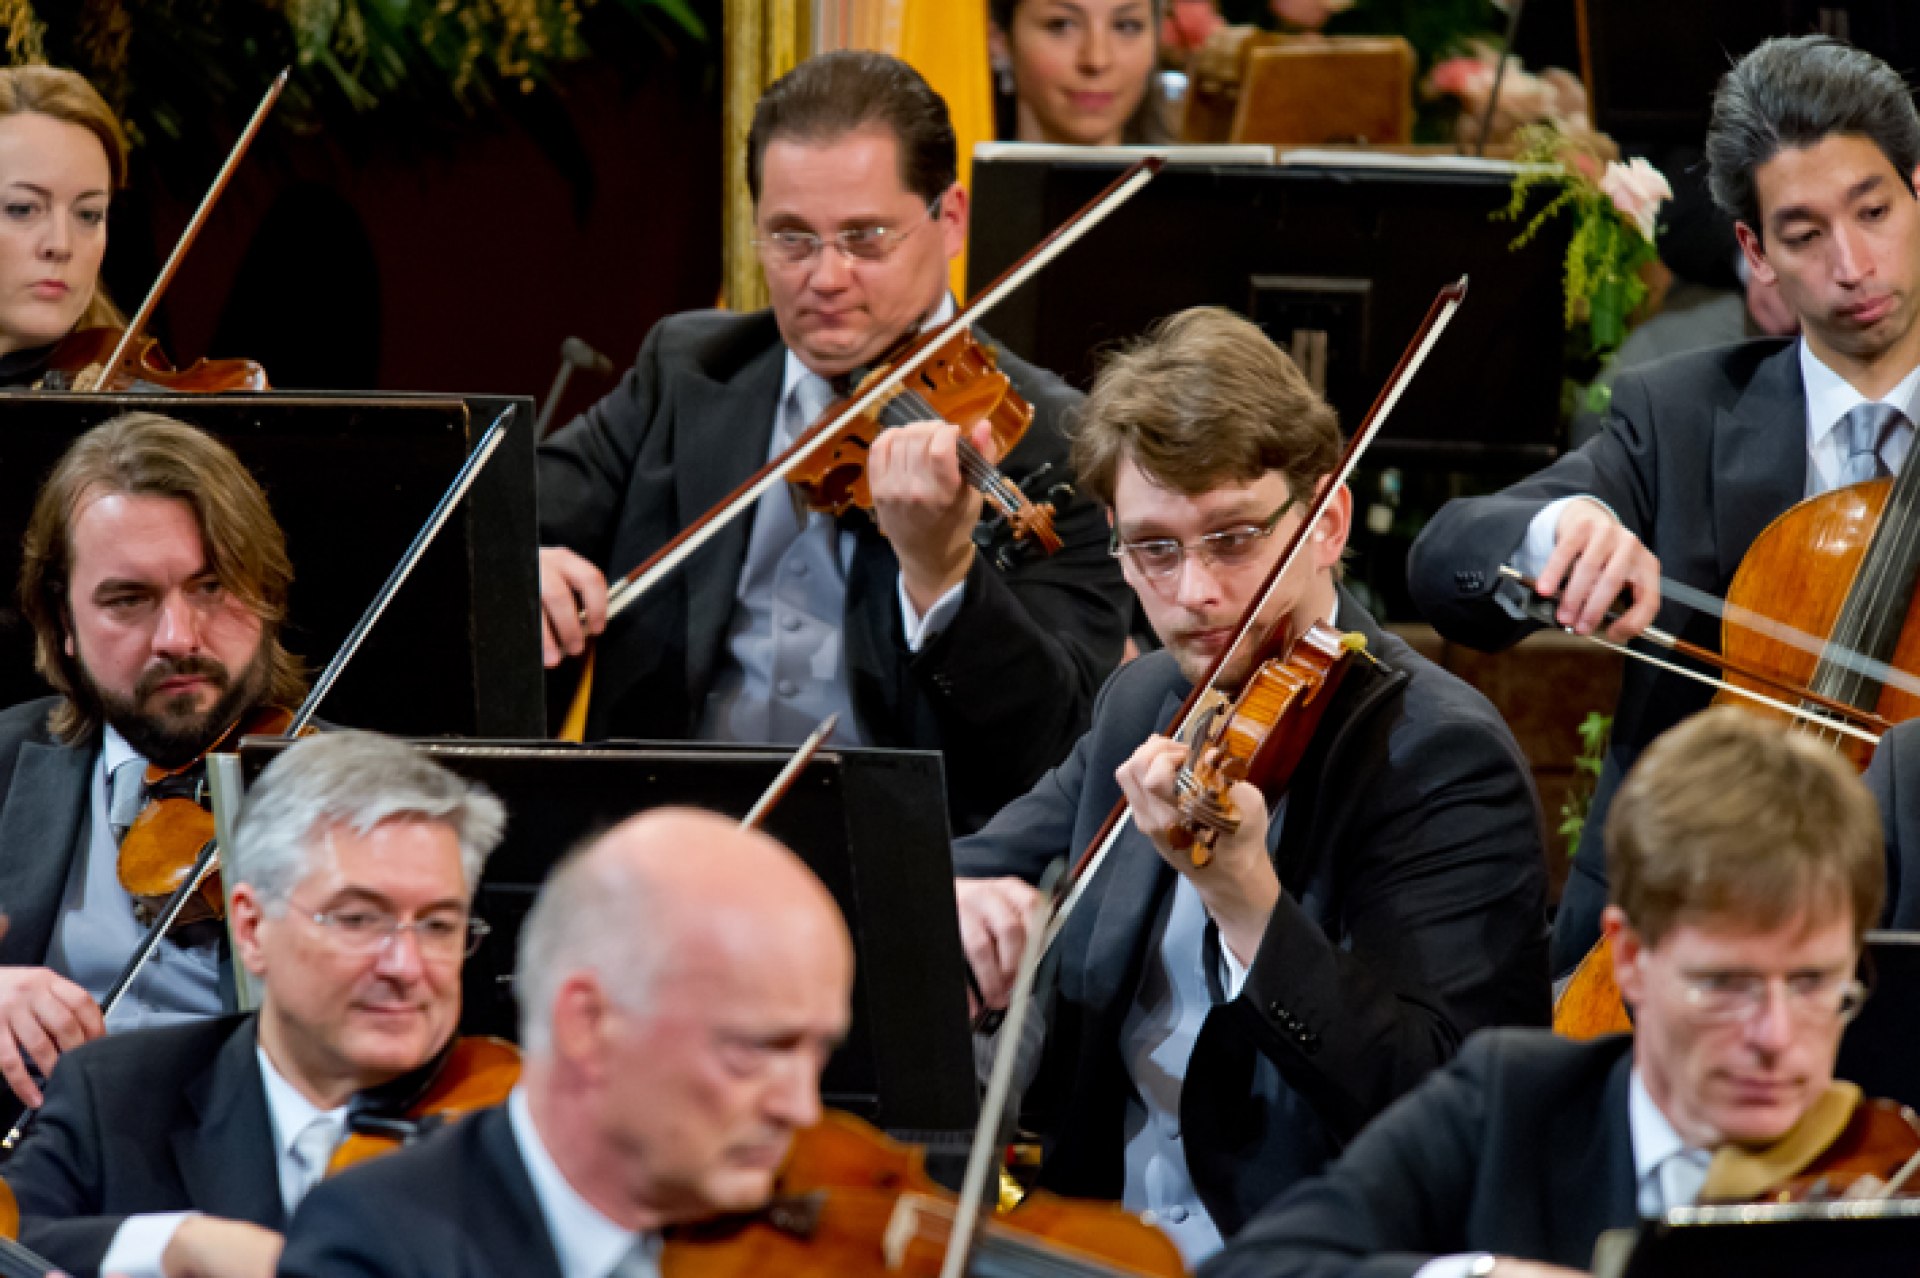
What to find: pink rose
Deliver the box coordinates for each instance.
[1269,0,1354,31]
[1599,156,1673,241]
[1163,0,1226,53]
[1427,55,1494,102]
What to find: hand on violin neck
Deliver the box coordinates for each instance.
[0,965,106,1108]
[1116,736,1280,969]
[161,1214,284,1278]
[1537,498,1661,642]
[871,418,996,615]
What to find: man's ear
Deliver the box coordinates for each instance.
[1310,480,1352,566]
[1603,905,1646,1010]
[229,884,270,978]
[1735,221,1775,286]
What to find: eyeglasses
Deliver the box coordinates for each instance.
[1109,499,1297,582]
[1673,970,1870,1026]
[299,904,490,961]
[752,195,944,268]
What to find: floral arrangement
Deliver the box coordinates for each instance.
[1502,123,1673,358]
[1423,42,1592,149]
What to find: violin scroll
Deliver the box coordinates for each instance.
[1170,624,1363,867]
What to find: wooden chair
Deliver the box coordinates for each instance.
[1229,36,1416,146]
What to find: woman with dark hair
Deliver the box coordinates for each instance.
[0,65,128,387]
[991,0,1174,146]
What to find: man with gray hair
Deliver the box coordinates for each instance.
[1,730,504,1278]
[279,807,854,1278]
[1409,32,1920,974]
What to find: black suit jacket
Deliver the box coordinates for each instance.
[538,308,1131,834]
[953,593,1552,1236]
[2,1013,283,1277]
[0,697,96,968]
[279,1105,561,1278]
[1200,1030,1640,1278]
[1407,339,1807,973]
[1865,720,1920,928]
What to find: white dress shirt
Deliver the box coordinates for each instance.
[507,1088,660,1278]
[97,1047,348,1278]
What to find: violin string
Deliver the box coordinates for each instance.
[1657,577,1920,703]
[1815,466,1920,712]
[889,387,1030,515]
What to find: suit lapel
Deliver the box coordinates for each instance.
[475,1107,566,1278]
[1545,1044,1640,1264]
[0,739,93,964]
[1073,686,1185,1015]
[674,340,786,704]
[173,1017,286,1229]
[1712,344,1808,583]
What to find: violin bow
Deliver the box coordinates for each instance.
[99,69,289,386]
[940,858,1067,1278]
[595,156,1165,627]
[739,714,838,831]
[1497,566,1891,745]
[0,409,512,1157]
[1039,278,1469,960]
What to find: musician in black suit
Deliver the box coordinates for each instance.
[1204,707,1890,1278]
[1407,34,1920,974]
[536,50,1129,835]
[0,413,310,1109]
[278,807,856,1278]
[954,308,1551,1263]
[1,731,504,1278]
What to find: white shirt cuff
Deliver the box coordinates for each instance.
[1219,941,1252,1001]
[898,575,967,652]
[101,1212,197,1278]
[1504,496,1619,618]
[1414,1254,1495,1278]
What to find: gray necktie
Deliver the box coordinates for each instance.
[1654,1147,1711,1213]
[107,756,148,845]
[287,1114,340,1211]
[1837,401,1906,486]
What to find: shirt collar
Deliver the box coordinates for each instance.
[507,1087,654,1278]
[255,1043,348,1161]
[1628,1067,1691,1185]
[101,724,141,777]
[778,292,960,415]
[1800,338,1920,446]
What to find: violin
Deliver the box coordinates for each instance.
[789,325,1062,555]
[662,1110,1184,1278]
[38,326,268,393]
[329,1036,522,1175]
[0,1182,60,1278]
[31,71,287,398]
[117,705,304,934]
[1170,622,1368,867]
[1701,1085,1920,1204]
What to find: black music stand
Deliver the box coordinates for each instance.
[1596,1199,1920,1276]
[0,392,543,737]
[968,150,1573,463]
[233,737,980,1142]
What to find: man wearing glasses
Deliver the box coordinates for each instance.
[1,730,503,1278]
[953,307,1550,1262]
[536,49,1128,835]
[1205,705,1888,1278]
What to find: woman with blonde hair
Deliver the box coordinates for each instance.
[0,64,128,385]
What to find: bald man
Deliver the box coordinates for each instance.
[276,808,855,1278]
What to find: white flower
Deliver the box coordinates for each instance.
[1600,157,1672,241]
